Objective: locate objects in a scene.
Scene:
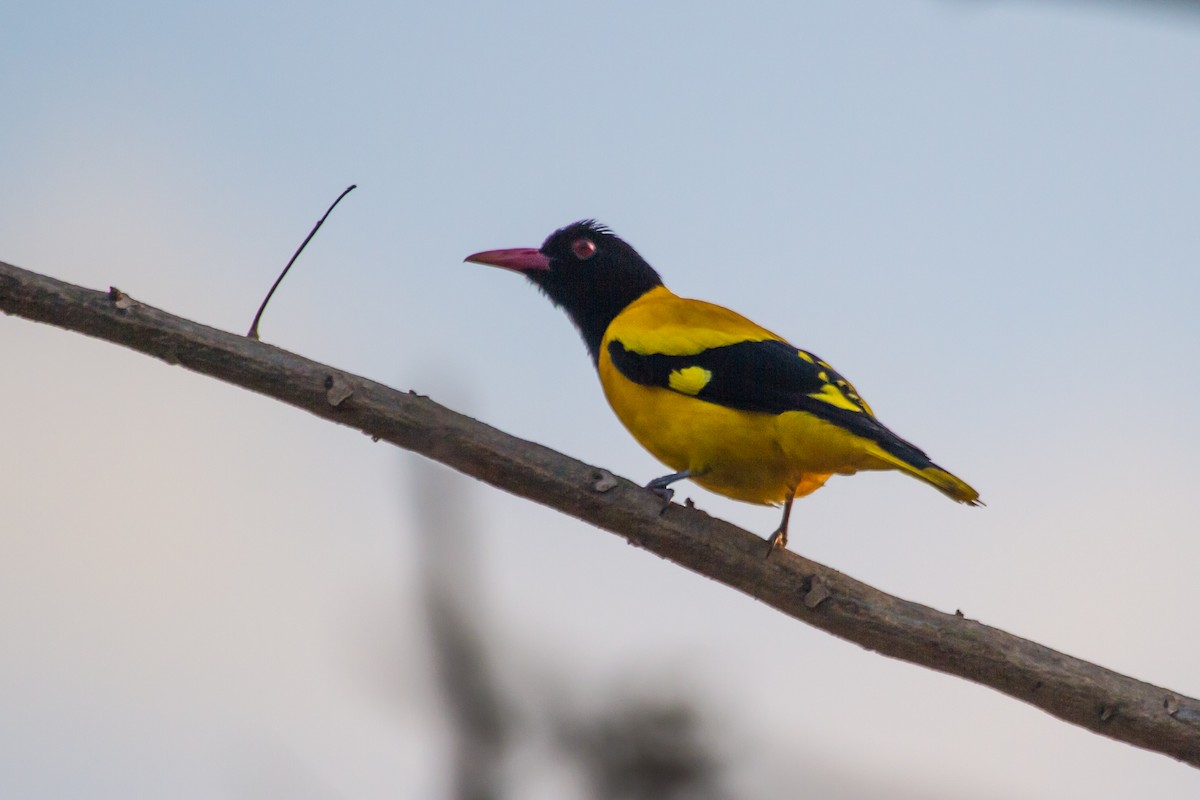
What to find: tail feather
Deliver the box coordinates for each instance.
[914,464,982,505]
[866,444,982,506]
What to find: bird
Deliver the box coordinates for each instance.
[465,220,980,553]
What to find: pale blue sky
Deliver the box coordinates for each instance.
[2,1,1199,797]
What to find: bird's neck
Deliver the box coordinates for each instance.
[531,264,664,365]
[564,284,666,365]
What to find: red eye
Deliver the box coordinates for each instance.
[572,238,597,260]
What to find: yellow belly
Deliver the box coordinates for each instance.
[597,362,886,506]
[590,285,952,507]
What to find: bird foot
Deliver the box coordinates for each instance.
[764,528,787,558]
[645,471,690,515]
[645,483,675,514]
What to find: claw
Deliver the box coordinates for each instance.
[644,470,691,513]
[648,484,675,512]
[764,527,787,558]
[646,484,675,501]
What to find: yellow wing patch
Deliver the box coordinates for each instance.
[667,366,713,395]
[799,349,875,416]
[807,383,867,413]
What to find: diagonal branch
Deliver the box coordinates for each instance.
[2,257,1198,767]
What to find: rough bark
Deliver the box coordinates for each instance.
[2,258,1198,767]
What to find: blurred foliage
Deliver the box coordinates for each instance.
[413,461,726,800]
[560,700,725,800]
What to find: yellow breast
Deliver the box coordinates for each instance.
[597,288,886,505]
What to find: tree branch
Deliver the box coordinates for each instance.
[2,257,1198,767]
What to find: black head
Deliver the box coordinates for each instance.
[465,220,664,362]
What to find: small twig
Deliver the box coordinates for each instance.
[246,184,357,340]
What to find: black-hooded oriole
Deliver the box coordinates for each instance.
[466,220,980,551]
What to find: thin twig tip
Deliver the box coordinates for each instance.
[246,184,358,339]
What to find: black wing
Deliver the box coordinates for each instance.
[607,338,933,467]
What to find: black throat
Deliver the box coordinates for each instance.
[529,269,662,364]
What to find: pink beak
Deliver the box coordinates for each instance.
[464,247,552,273]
